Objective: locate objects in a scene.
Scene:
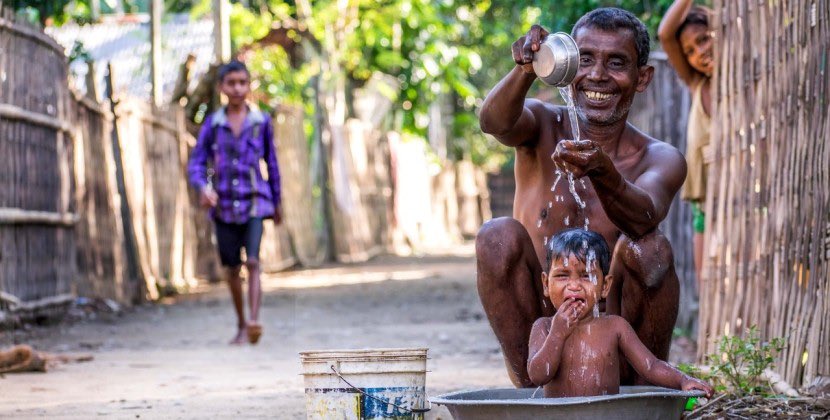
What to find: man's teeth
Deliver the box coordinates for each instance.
[585,91,612,100]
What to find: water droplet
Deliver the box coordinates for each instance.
[564,216,570,226]
[537,219,542,228]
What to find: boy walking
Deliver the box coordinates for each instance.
[187,60,282,345]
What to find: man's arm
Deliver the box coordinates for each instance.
[479,67,541,147]
[479,24,551,147]
[593,144,686,238]
[555,140,686,238]
[614,316,713,396]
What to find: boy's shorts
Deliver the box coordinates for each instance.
[691,202,705,234]
[214,217,264,267]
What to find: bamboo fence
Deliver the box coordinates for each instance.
[699,0,829,387]
[0,5,76,313]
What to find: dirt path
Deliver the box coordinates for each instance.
[0,247,512,419]
[0,246,695,419]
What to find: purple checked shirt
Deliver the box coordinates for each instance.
[187,106,281,224]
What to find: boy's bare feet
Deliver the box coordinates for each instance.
[247,323,262,345]
[229,327,247,345]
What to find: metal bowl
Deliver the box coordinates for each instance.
[532,32,580,87]
[430,386,704,420]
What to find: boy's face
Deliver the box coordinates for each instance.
[542,253,613,320]
[219,70,251,106]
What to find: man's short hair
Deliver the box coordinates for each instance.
[676,6,711,40]
[217,60,249,82]
[571,7,651,67]
[545,228,612,275]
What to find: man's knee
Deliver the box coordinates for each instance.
[476,217,527,274]
[617,230,674,289]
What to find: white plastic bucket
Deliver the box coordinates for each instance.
[300,348,428,419]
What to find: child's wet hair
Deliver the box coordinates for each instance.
[545,228,611,275]
[217,60,249,82]
[675,6,711,40]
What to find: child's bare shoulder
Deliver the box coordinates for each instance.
[595,314,632,332]
[531,316,554,331]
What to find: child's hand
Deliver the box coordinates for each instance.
[550,298,584,338]
[200,188,218,208]
[681,376,714,398]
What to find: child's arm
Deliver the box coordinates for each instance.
[262,119,282,220]
[187,116,218,208]
[614,316,713,397]
[527,299,583,386]
[657,0,699,87]
[187,117,214,191]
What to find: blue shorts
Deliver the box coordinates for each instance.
[214,217,263,267]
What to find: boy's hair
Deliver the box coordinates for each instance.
[545,228,611,275]
[571,7,651,67]
[217,60,249,82]
[675,6,711,41]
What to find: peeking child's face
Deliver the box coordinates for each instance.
[542,253,613,320]
[679,24,714,77]
[219,70,251,107]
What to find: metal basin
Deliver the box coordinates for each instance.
[430,386,703,420]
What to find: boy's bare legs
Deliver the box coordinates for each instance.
[607,230,680,384]
[226,266,246,344]
[476,217,551,388]
[245,258,263,344]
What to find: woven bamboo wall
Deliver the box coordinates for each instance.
[0,6,75,312]
[700,0,829,387]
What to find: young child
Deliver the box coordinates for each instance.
[187,60,282,345]
[658,1,714,290]
[527,229,713,398]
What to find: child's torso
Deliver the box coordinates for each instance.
[544,318,622,398]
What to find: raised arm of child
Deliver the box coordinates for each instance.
[658,0,698,86]
[614,316,713,397]
[527,298,585,386]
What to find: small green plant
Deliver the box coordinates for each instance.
[706,326,786,396]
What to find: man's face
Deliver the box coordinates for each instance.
[679,24,714,77]
[571,26,653,126]
[542,253,612,321]
[219,70,251,106]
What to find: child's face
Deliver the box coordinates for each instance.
[542,253,613,320]
[219,70,251,106]
[679,24,713,77]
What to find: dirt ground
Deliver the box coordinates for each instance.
[0,245,694,419]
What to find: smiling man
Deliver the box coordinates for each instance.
[477,8,687,387]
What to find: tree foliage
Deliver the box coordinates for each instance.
[21,0,684,169]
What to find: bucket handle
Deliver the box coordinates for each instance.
[329,365,431,414]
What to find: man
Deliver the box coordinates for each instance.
[477,8,687,387]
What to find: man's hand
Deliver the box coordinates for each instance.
[512,24,550,74]
[549,298,584,339]
[681,376,714,398]
[273,205,283,225]
[551,140,614,178]
[199,188,218,209]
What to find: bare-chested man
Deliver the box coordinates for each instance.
[477,7,687,387]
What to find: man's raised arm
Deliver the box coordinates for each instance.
[479,24,552,147]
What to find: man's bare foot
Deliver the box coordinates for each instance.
[247,323,262,345]
[229,328,246,345]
